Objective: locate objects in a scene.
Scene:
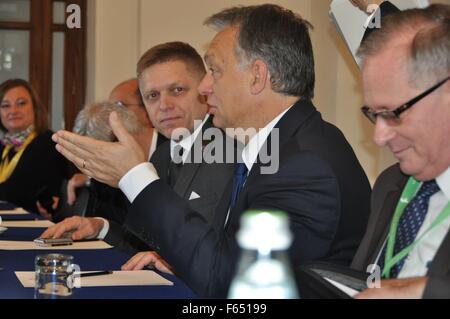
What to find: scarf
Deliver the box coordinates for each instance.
[0,125,35,149]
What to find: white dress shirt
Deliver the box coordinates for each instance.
[241,107,291,172]
[148,129,159,160]
[398,165,450,278]
[223,106,292,226]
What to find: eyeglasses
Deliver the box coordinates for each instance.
[114,101,144,108]
[361,76,449,124]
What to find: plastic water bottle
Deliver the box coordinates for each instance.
[228,210,299,299]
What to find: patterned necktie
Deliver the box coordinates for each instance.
[380,179,440,278]
[229,163,248,211]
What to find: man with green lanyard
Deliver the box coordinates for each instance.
[351,4,450,298]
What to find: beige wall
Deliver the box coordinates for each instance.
[86,0,450,183]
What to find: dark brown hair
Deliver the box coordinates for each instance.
[205,4,315,99]
[137,42,205,80]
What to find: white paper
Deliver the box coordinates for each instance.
[0,220,54,228]
[0,208,30,215]
[330,0,429,66]
[15,270,173,287]
[324,277,359,297]
[0,240,112,250]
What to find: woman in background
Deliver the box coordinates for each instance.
[0,79,67,212]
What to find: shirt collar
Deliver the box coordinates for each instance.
[241,106,292,172]
[148,129,159,161]
[170,114,209,163]
[436,165,450,201]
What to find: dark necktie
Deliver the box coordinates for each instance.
[229,163,248,211]
[379,179,440,278]
[168,145,184,187]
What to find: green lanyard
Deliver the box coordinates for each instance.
[382,177,450,278]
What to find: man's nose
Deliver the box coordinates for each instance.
[373,118,396,147]
[159,93,175,111]
[198,73,213,96]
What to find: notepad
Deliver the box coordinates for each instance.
[0,208,30,215]
[15,270,173,287]
[330,0,429,66]
[324,277,359,297]
[0,220,54,228]
[0,240,112,250]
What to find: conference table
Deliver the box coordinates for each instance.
[0,202,197,299]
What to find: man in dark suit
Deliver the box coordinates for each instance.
[106,42,234,251]
[46,4,371,297]
[351,4,450,298]
[42,42,234,258]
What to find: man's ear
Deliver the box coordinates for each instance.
[249,59,269,95]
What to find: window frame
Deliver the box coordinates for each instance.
[0,0,86,131]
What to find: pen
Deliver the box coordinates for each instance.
[80,270,113,278]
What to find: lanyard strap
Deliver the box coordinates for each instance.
[0,131,36,183]
[382,177,450,278]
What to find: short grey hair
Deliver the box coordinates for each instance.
[204,4,315,99]
[358,4,450,87]
[73,101,144,141]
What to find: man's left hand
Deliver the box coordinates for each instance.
[356,277,428,299]
[52,111,146,187]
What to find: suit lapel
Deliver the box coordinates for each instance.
[156,133,168,148]
[150,142,170,184]
[173,162,202,197]
[367,173,408,264]
[172,116,215,198]
[368,188,404,263]
[227,99,317,230]
[245,99,316,187]
[213,178,234,232]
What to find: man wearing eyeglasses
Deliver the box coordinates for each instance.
[351,4,450,298]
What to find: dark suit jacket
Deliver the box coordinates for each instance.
[150,117,235,221]
[352,164,450,299]
[105,117,235,252]
[0,130,67,213]
[125,99,372,297]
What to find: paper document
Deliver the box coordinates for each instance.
[0,240,112,250]
[330,0,429,66]
[324,277,359,297]
[0,220,54,228]
[16,270,173,287]
[0,208,30,215]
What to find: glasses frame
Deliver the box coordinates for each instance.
[361,76,450,124]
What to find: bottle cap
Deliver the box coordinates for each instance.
[237,210,292,252]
